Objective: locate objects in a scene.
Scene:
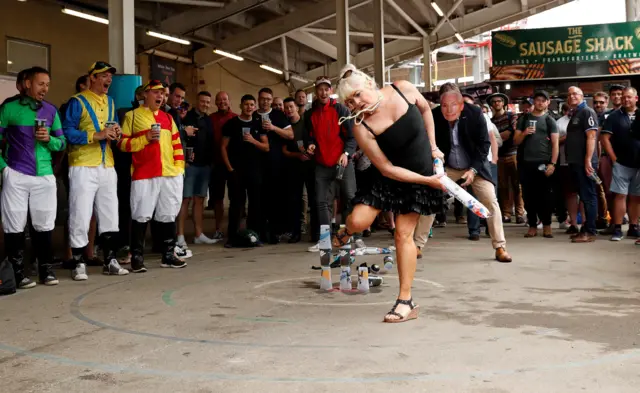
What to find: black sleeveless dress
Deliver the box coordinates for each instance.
[354,85,447,216]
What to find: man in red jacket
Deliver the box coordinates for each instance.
[304,77,357,252]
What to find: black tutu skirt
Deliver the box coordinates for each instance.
[353,168,448,216]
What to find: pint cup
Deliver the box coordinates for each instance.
[34,119,46,136]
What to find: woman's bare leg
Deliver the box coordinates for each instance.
[386,212,420,321]
[345,204,380,234]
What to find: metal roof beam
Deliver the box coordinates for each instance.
[287,31,338,60]
[194,0,372,67]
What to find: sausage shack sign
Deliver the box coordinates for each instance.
[492,21,640,66]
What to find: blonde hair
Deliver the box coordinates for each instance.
[336,64,381,125]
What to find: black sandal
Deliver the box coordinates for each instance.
[332,227,353,247]
[383,298,419,323]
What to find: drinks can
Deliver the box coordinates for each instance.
[589,172,603,185]
[319,225,331,250]
[336,164,346,180]
[151,123,161,140]
[34,119,46,136]
[185,147,194,163]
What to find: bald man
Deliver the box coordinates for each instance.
[272,97,284,111]
[565,86,599,243]
[209,92,238,240]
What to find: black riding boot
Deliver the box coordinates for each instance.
[5,233,33,288]
[100,232,128,276]
[32,230,58,285]
[130,221,148,273]
[160,222,186,269]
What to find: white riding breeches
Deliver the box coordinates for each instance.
[130,175,183,223]
[1,166,57,233]
[68,165,119,248]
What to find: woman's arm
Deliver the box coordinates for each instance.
[353,125,443,190]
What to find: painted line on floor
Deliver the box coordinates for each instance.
[161,276,226,307]
[2,341,640,383]
[235,316,296,323]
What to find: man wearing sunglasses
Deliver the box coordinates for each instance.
[592,91,612,231]
[63,61,128,280]
[0,67,66,288]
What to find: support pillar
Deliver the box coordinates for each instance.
[281,36,290,81]
[108,0,136,74]
[336,0,350,69]
[422,37,432,91]
[627,0,640,21]
[373,0,385,87]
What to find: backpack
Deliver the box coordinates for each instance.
[0,258,17,296]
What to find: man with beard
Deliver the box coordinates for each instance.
[0,67,66,288]
[295,89,310,115]
[209,91,237,239]
[119,79,186,272]
[63,61,128,280]
[601,87,640,241]
[282,97,317,243]
[256,87,293,243]
[488,93,525,224]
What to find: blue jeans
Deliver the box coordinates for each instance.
[569,163,598,235]
[468,163,497,236]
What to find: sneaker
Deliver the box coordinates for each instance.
[174,244,193,259]
[635,238,640,246]
[559,221,570,230]
[18,277,36,289]
[307,243,320,252]
[72,263,88,281]
[502,216,512,224]
[130,255,147,273]
[599,225,616,235]
[176,235,187,247]
[160,254,187,269]
[194,234,219,245]
[565,225,579,235]
[41,271,59,286]
[627,226,640,238]
[355,238,366,249]
[212,231,224,240]
[611,229,624,242]
[103,259,130,276]
[119,253,132,265]
[516,216,526,225]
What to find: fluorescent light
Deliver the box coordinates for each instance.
[484,73,490,80]
[260,64,283,75]
[147,31,191,45]
[213,49,243,61]
[458,76,474,83]
[431,2,444,17]
[7,60,12,65]
[62,7,109,25]
[455,33,464,43]
[505,83,511,90]
[434,78,456,86]
[291,74,309,83]
[330,94,338,99]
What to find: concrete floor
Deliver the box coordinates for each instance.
[1,222,640,393]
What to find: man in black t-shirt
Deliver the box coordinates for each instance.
[282,97,317,243]
[565,86,599,242]
[221,94,270,247]
[256,87,293,243]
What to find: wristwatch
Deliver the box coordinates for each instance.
[549,162,556,166]
[343,151,350,157]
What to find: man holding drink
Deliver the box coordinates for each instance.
[119,80,186,272]
[63,61,128,280]
[0,66,66,288]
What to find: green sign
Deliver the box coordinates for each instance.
[492,21,640,66]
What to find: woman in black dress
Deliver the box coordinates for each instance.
[332,65,447,323]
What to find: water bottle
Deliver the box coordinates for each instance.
[339,267,352,291]
[588,172,602,185]
[384,256,394,271]
[357,264,370,292]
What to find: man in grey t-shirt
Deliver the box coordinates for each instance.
[514,90,559,238]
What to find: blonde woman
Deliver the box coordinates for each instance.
[330,65,446,323]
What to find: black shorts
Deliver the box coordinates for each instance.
[211,164,229,201]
